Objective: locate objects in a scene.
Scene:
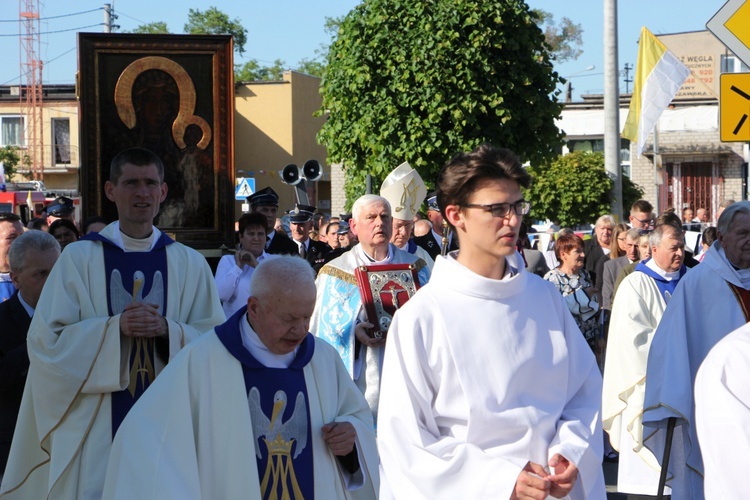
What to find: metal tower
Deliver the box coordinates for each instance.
[19,0,44,181]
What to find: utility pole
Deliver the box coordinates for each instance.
[604,0,622,220]
[621,63,633,94]
[104,4,111,33]
[103,4,118,33]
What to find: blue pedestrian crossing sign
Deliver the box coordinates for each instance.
[235,177,255,200]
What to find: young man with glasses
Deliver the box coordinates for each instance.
[628,200,655,230]
[378,144,605,499]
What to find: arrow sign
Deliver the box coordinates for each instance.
[235,177,255,200]
[707,0,750,68]
[720,73,750,141]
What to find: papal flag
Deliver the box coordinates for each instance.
[622,27,690,157]
[27,190,33,214]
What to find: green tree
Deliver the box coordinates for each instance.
[184,6,248,55]
[0,146,22,181]
[128,21,169,34]
[319,0,565,206]
[295,58,326,78]
[292,16,342,78]
[235,59,287,82]
[526,151,643,228]
[533,10,583,63]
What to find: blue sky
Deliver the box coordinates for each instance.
[0,0,725,99]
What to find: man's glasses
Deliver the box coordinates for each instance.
[463,200,531,218]
[632,216,655,226]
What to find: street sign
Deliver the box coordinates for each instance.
[720,73,750,142]
[235,177,255,200]
[707,0,750,68]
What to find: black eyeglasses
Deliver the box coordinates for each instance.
[462,200,531,218]
[632,216,655,226]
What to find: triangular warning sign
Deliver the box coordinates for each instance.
[237,179,252,197]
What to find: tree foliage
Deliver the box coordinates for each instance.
[532,10,583,63]
[526,151,644,228]
[127,21,169,34]
[0,146,22,181]
[183,7,248,55]
[319,0,565,206]
[235,59,287,82]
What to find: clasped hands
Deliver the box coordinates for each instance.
[511,454,578,499]
[119,302,168,337]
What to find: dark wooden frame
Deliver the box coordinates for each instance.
[78,33,234,249]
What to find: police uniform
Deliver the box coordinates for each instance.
[286,204,329,270]
[247,187,297,256]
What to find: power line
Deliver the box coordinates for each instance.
[0,46,76,86]
[0,23,104,37]
[115,10,147,26]
[0,7,103,23]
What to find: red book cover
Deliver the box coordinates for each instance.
[354,263,421,338]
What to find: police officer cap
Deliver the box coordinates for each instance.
[47,196,75,216]
[287,204,316,224]
[426,192,439,212]
[247,187,279,207]
[336,220,350,235]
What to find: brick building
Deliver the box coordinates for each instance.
[557,30,748,223]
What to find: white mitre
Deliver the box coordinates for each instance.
[380,162,427,221]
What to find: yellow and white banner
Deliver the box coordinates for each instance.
[622,27,690,157]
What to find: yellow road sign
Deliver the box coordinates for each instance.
[720,73,750,142]
[708,0,750,68]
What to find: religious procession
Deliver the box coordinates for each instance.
[2,140,748,500]
[1,1,749,499]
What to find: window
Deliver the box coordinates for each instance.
[51,118,71,165]
[0,116,24,146]
[720,54,750,73]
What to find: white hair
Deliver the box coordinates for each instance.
[351,195,391,222]
[9,230,60,273]
[249,255,315,300]
[595,214,615,229]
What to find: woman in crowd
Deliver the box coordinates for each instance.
[214,212,276,318]
[609,223,629,260]
[81,215,108,235]
[48,219,79,250]
[544,232,600,353]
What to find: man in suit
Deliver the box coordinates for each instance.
[247,187,297,255]
[414,193,458,260]
[287,203,329,271]
[0,213,25,302]
[602,227,641,313]
[0,231,60,478]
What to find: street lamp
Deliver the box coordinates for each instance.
[563,65,596,102]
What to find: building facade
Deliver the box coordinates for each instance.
[0,84,80,193]
[558,30,748,224]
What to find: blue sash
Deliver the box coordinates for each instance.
[217,308,315,500]
[635,258,687,303]
[85,231,174,437]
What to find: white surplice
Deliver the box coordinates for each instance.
[378,252,605,499]
[642,242,750,499]
[695,322,750,500]
[0,222,225,500]
[602,270,672,495]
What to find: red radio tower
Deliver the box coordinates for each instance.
[19,0,44,181]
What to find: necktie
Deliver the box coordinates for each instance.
[299,243,306,259]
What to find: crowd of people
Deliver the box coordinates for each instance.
[0,143,748,499]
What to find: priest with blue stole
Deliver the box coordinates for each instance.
[102,256,379,499]
[0,148,225,499]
